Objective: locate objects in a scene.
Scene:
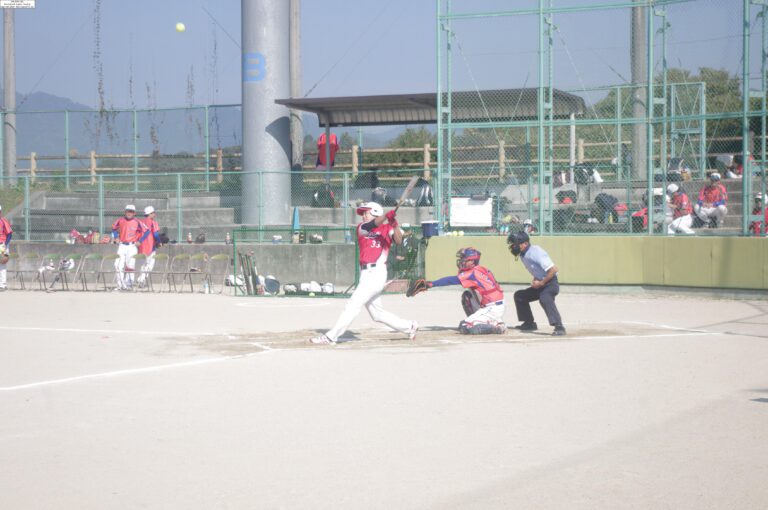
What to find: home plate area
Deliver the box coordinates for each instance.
[176,321,698,355]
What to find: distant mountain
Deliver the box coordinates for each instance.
[1,89,432,158]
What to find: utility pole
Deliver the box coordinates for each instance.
[289,0,303,173]
[3,8,16,185]
[630,1,647,180]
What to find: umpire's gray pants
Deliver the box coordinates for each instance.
[514,278,563,327]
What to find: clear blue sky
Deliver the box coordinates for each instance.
[2,0,751,110]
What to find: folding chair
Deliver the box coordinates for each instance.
[11,252,40,290]
[39,253,62,291]
[97,254,120,291]
[167,254,191,293]
[205,254,232,294]
[78,253,104,291]
[131,254,149,292]
[45,254,82,291]
[145,252,170,292]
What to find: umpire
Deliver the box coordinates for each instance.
[506,231,566,336]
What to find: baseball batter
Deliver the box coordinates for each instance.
[310,201,418,344]
[0,204,12,291]
[111,204,147,290]
[137,206,162,287]
[426,247,506,334]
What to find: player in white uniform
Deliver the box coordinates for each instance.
[310,202,418,344]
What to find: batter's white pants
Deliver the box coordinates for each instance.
[668,214,695,234]
[694,204,727,227]
[0,265,6,289]
[115,243,138,289]
[466,302,506,325]
[137,251,156,284]
[326,265,412,342]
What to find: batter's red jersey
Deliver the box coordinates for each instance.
[0,216,12,244]
[138,217,160,255]
[670,192,692,219]
[357,220,394,265]
[458,265,504,306]
[112,216,145,243]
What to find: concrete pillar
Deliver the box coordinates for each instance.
[241,0,291,225]
[631,2,648,180]
[3,9,16,185]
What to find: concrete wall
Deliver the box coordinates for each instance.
[425,235,768,290]
[11,242,358,286]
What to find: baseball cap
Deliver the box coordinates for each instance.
[710,172,721,181]
[356,201,383,217]
[523,218,533,225]
[144,206,155,215]
[125,204,136,211]
[667,183,679,194]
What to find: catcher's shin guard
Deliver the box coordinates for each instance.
[459,320,504,335]
[461,289,481,316]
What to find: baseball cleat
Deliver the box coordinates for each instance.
[514,321,537,331]
[408,321,419,341]
[552,326,566,336]
[495,322,507,334]
[309,334,334,345]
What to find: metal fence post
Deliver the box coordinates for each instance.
[258,171,264,242]
[0,112,4,184]
[133,109,139,193]
[343,171,349,240]
[204,105,210,192]
[23,175,29,240]
[64,110,70,190]
[177,173,183,243]
[98,175,105,235]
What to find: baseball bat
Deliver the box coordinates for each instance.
[393,175,420,213]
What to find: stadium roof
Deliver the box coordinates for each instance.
[276,89,586,128]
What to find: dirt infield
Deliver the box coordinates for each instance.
[0,288,767,509]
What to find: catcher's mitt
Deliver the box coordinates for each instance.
[0,253,8,265]
[406,278,429,297]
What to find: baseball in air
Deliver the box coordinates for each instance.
[176,22,186,32]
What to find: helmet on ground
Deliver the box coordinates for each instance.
[356,202,383,217]
[456,247,481,270]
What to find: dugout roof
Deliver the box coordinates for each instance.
[276,89,586,128]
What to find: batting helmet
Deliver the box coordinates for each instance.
[456,247,481,270]
[356,201,383,217]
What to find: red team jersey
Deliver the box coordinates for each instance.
[670,193,692,218]
[357,221,394,265]
[138,217,159,255]
[698,184,727,206]
[0,216,12,244]
[112,217,145,243]
[458,266,504,306]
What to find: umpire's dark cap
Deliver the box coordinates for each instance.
[513,231,529,243]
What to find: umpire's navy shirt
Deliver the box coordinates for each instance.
[520,245,557,281]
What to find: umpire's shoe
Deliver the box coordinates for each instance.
[552,325,567,336]
[514,321,537,331]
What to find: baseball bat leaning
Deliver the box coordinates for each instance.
[393,175,420,213]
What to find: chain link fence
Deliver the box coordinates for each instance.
[437,0,768,236]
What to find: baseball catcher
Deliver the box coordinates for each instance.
[412,247,506,335]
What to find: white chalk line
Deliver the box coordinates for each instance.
[0,325,225,337]
[234,300,332,308]
[0,351,271,392]
[0,322,722,393]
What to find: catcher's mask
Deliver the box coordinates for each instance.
[506,231,529,257]
[456,247,481,270]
